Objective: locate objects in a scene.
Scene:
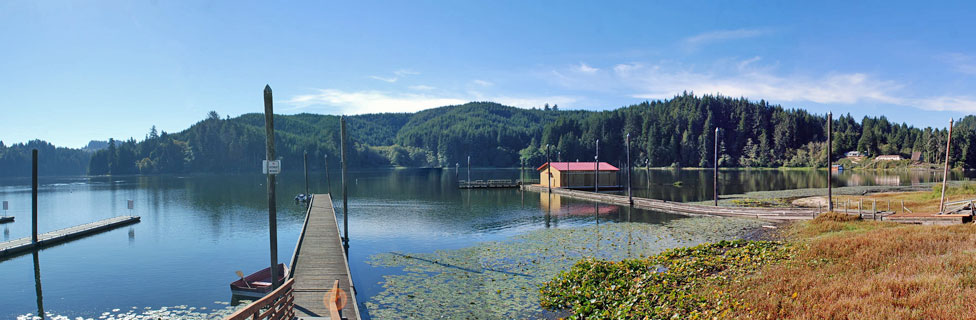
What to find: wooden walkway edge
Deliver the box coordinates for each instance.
[523,185,816,220]
[291,194,360,320]
[0,215,140,259]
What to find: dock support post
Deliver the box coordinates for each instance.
[303,151,309,196]
[262,85,280,290]
[827,112,833,212]
[594,140,600,193]
[467,155,471,183]
[714,128,719,207]
[627,133,633,206]
[341,117,349,248]
[546,144,551,193]
[939,118,954,213]
[32,149,38,244]
[520,158,524,188]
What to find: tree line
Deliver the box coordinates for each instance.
[3,95,973,177]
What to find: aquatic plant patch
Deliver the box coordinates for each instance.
[365,217,765,319]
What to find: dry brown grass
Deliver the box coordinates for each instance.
[725,219,976,320]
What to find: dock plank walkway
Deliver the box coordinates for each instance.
[524,185,817,220]
[0,215,140,258]
[291,194,360,320]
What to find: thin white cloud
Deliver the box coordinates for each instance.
[683,28,768,49]
[408,85,436,91]
[554,56,976,113]
[939,53,976,75]
[472,79,494,87]
[369,76,398,83]
[577,62,599,74]
[285,89,577,114]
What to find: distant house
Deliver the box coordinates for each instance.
[538,162,619,189]
[845,151,864,158]
[875,155,904,161]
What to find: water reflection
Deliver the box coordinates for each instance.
[33,251,44,320]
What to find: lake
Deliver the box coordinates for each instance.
[0,168,968,319]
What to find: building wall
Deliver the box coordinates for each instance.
[541,168,618,188]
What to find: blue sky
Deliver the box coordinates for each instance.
[1,1,974,148]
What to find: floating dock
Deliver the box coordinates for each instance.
[0,216,12,224]
[523,184,816,220]
[290,194,360,320]
[458,179,519,189]
[0,215,140,259]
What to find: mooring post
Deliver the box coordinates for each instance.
[626,133,633,206]
[939,118,954,213]
[262,85,280,290]
[324,154,332,195]
[827,112,833,212]
[714,128,719,207]
[341,116,349,248]
[32,149,38,244]
[594,140,600,193]
[467,155,471,183]
[303,151,309,196]
[545,144,551,193]
[519,158,524,188]
[858,199,862,214]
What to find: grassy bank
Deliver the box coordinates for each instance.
[541,211,976,319]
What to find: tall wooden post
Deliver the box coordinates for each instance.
[646,143,651,189]
[303,151,309,196]
[324,155,332,195]
[713,128,719,206]
[594,140,600,193]
[467,155,471,183]
[940,118,954,213]
[546,144,551,193]
[32,251,43,318]
[827,112,833,212]
[262,85,280,289]
[341,117,349,247]
[32,149,38,243]
[626,133,632,206]
[520,158,524,187]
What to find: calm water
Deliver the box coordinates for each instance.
[0,168,968,319]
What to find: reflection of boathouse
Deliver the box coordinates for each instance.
[874,175,901,186]
[538,162,619,189]
[540,193,619,216]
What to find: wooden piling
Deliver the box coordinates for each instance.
[324,155,332,195]
[546,144,551,193]
[262,85,280,289]
[827,112,833,212]
[595,140,600,193]
[714,128,719,207]
[467,155,471,183]
[340,117,349,248]
[940,118,954,213]
[32,149,38,243]
[627,133,633,206]
[303,151,309,196]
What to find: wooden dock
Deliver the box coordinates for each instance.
[0,215,140,259]
[289,194,360,320]
[458,179,519,189]
[523,184,816,221]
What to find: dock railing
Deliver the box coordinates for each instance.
[224,278,295,320]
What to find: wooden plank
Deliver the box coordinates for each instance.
[0,216,140,258]
[292,194,360,320]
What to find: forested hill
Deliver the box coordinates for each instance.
[7,94,975,177]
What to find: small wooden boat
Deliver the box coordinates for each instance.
[230,263,289,298]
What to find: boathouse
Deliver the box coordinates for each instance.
[537,162,619,189]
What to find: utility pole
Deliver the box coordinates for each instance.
[940,118,954,213]
[595,140,600,193]
[827,112,833,212]
[303,151,309,196]
[32,149,38,243]
[324,154,332,195]
[262,85,280,290]
[626,133,632,206]
[341,116,349,248]
[714,128,719,206]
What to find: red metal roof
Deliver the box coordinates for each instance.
[536,162,620,172]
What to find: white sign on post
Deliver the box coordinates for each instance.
[2,201,7,211]
[263,160,282,175]
[127,200,134,210]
